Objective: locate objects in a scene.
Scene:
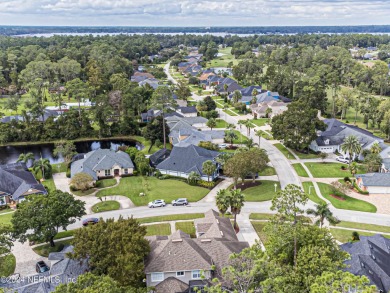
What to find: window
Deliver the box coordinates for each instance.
[124,169,128,175]
[151,272,164,282]
[104,169,111,176]
[176,271,185,277]
[0,196,6,206]
[192,270,201,279]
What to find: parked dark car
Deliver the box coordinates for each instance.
[82,218,99,226]
[172,198,188,206]
[36,261,49,273]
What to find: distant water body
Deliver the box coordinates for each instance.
[13,32,390,38]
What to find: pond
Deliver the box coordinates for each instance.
[0,139,142,165]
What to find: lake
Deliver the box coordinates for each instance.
[0,139,141,165]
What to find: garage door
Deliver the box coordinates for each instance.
[368,186,390,194]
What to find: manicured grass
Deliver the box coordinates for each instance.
[330,228,388,243]
[41,178,56,192]
[317,183,377,213]
[51,162,68,174]
[259,166,277,176]
[302,182,326,205]
[206,47,240,68]
[96,179,117,188]
[96,176,209,206]
[0,208,13,215]
[251,222,268,244]
[241,181,280,202]
[231,130,247,144]
[249,213,275,220]
[0,212,14,226]
[145,223,171,236]
[214,119,228,128]
[256,129,273,140]
[223,109,238,116]
[336,221,390,234]
[294,151,321,160]
[54,230,76,240]
[274,143,294,159]
[175,221,196,238]
[0,254,16,277]
[137,214,204,224]
[292,163,309,177]
[72,188,96,196]
[33,239,73,257]
[91,200,120,213]
[250,119,268,127]
[304,162,365,178]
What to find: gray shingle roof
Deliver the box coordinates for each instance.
[382,158,390,170]
[0,163,47,201]
[149,149,171,167]
[71,149,134,180]
[194,211,238,241]
[156,145,219,176]
[155,277,189,293]
[341,234,390,292]
[355,173,390,187]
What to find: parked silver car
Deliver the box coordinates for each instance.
[336,156,350,164]
[172,198,188,206]
[148,199,166,208]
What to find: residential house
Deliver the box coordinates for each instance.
[355,173,390,194]
[228,85,262,105]
[144,209,249,292]
[381,158,390,173]
[310,119,390,159]
[341,234,390,292]
[1,109,59,123]
[149,148,171,168]
[0,162,47,206]
[139,78,160,90]
[165,116,208,130]
[140,106,197,123]
[250,100,288,119]
[3,245,89,292]
[130,71,155,82]
[155,145,220,180]
[176,106,198,118]
[214,78,242,95]
[70,148,134,180]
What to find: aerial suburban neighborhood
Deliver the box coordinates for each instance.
[2,4,390,293]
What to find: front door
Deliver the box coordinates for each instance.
[114,169,120,176]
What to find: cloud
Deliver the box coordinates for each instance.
[0,0,390,26]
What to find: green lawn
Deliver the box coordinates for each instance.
[330,228,389,243]
[336,221,390,234]
[249,213,275,220]
[91,200,120,213]
[259,166,277,176]
[293,164,309,177]
[137,213,204,224]
[251,222,268,244]
[175,221,196,238]
[256,130,274,140]
[0,254,16,277]
[214,119,228,128]
[294,151,322,160]
[206,47,240,68]
[302,182,326,205]
[41,178,56,192]
[317,183,377,213]
[145,223,171,236]
[33,239,73,257]
[52,162,68,174]
[241,181,280,202]
[0,212,14,226]
[54,230,76,240]
[304,162,365,178]
[96,179,117,188]
[230,130,247,144]
[72,188,96,196]
[96,176,209,206]
[250,119,268,127]
[274,143,294,159]
[223,109,238,117]
[0,208,13,215]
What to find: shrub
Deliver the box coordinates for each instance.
[353,181,369,195]
[198,180,216,188]
[159,174,171,180]
[205,110,219,119]
[155,170,162,178]
[344,177,351,182]
[345,120,349,123]
[155,139,162,148]
[233,102,246,113]
[198,141,219,151]
[341,166,347,170]
[352,231,360,241]
[66,169,71,178]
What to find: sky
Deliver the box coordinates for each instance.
[0,0,389,27]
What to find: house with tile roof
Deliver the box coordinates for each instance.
[0,162,47,206]
[250,100,288,119]
[228,85,262,105]
[144,209,249,293]
[70,149,134,180]
[310,119,390,160]
[356,173,390,194]
[156,145,220,180]
[340,234,390,293]
[2,246,89,293]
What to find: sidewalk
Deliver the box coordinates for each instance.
[199,179,233,203]
[236,214,261,247]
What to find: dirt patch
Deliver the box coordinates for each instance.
[236,181,262,191]
[330,194,346,201]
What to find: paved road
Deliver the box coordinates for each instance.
[164,62,177,85]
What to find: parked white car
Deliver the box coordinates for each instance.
[336,156,349,164]
[148,199,166,208]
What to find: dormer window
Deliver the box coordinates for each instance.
[324,139,330,145]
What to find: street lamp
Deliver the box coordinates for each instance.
[274,183,278,192]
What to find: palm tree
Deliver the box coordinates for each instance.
[33,158,51,180]
[230,189,245,229]
[349,162,358,177]
[243,119,253,136]
[187,171,201,184]
[17,152,35,166]
[255,130,263,148]
[306,203,340,228]
[202,160,216,182]
[216,153,233,168]
[216,189,231,216]
[370,142,382,154]
[232,90,242,103]
[224,130,238,146]
[226,123,236,130]
[341,135,362,164]
[244,138,258,149]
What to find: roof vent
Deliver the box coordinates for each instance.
[216,219,219,224]
[172,239,183,243]
[220,231,224,237]
[201,239,212,243]
[371,254,376,260]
